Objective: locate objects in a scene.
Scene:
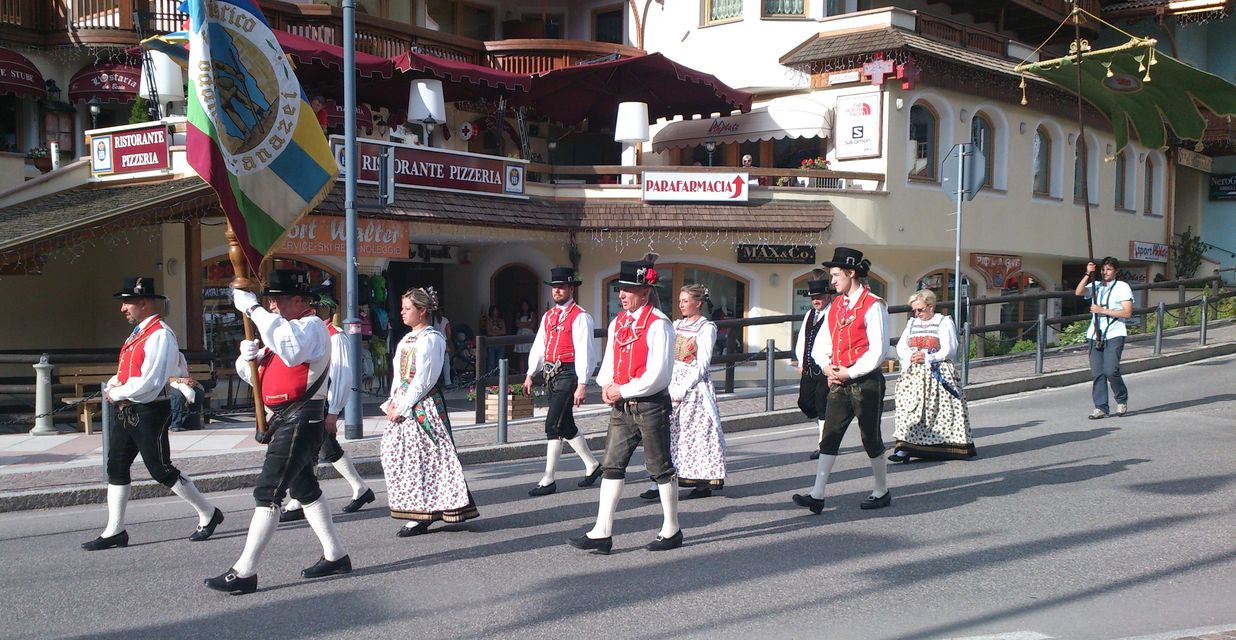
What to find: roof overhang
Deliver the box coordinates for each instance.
[651,96,831,153]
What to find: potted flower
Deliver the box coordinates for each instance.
[26,146,52,173]
[798,156,832,187]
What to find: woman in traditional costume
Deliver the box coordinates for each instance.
[381,287,478,537]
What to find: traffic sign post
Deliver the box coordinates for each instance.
[941,143,987,330]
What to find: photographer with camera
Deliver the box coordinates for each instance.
[1074,257,1133,420]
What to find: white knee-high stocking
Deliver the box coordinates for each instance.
[331,454,369,500]
[302,498,347,562]
[233,506,279,578]
[588,478,623,539]
[565,435,599,473]
[657,480,679,538]
[870,454,888,498]
[171,475,215,526]
[102,484,130,537]
[809,454,838,500]
[539,439,563,486]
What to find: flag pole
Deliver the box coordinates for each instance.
[342,0,363,440]
[227,228,268,434]
[1071,2,1095,261]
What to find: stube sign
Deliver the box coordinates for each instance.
[643,171,749,202]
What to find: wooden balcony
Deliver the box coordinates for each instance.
[915,12,1008,58]
[485,39,645,75]
[923,0,1100,44]
[260,0,485,62]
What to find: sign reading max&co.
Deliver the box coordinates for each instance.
[332,135,528,199]
[87,122,172,179]
[737,244,816,264]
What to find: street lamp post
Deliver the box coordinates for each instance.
[88,97,101,130]
[704,139,716,167]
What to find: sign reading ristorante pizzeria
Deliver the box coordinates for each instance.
[87,122,172,178]
[736,244,815,264]
[331,135,527,199]
[642,171,749,202]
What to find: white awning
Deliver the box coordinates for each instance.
[651,95,831,152]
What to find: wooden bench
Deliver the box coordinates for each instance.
[58,363,216,434]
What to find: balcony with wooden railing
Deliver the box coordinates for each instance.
[915,12,1009,58]
[485,39,644,74]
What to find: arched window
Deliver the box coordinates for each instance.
[1032,126,1051,196]
[1073,137,1096,204]
[604,263,750,353]
[970,113,994,189]
[1144,155,1157,215]
[916,270,970,324]
[1114,150,1130,210]
[909,103,937,180]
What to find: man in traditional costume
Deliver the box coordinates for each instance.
[795,272,832,461]
[523,267,603,496]
[83,277,223,551]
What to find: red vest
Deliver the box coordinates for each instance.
[116,315,165,384]
[828,287,880,368]
[258,312,324,405]
[544,302,583,363]
[612,304,654,385]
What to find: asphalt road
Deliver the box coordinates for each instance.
[1,355,1234,640]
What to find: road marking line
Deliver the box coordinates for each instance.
[941,633,1053,640]
[1108,624,1236,640]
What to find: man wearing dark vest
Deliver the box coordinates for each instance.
[568,256,682,554]
[205,270,351,594]
[83,277,224,551]
[795,271,832,461]
[280,294,375,522]
[523,267,603,496]
[792,248,894,514]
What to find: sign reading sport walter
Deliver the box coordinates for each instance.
[88,122,171,178]
[1129,240,1169,263]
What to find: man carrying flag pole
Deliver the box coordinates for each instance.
[175,0,351,594]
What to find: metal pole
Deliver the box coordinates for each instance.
[497,358,508,443]
[1154,301,1164,355]
[342,0,363,441]
[961,320,971,388]
[1199,295,1208,346]
[1035,313,1045,374]
[29,355,56,436]
[474,335,487,424]
[954,143,966,329]
[101,383,112,480]
[765,339,775,412]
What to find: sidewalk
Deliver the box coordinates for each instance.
[2,319,1233,511]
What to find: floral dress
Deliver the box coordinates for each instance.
[380,326,479,522]
[668,317,726,488]
[892,314,976,459]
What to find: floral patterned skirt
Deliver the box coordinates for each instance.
[893,361,976,459]
[380,389,479,522]
[669,366,726,488]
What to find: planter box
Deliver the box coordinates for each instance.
[485,393,533,421]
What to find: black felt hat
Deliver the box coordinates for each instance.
[806,279,831,296]
[613,259,662,289]
[545,267,582,286]
[113,276,166,300]
[262,269,319,298]
[820,247,870,276]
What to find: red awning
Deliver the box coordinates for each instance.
[393,50,530,98]
[274,31,394,79]
[516,53,752,124]
[68,62,141,103]
[323,100,373,132]
[0,48,46,99]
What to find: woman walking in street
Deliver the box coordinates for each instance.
[889,289,976,462]
[381,287,478,537]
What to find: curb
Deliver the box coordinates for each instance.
[3,341,1234,513]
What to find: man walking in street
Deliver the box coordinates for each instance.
[795,271,831,460]
[1074,257,1134,419]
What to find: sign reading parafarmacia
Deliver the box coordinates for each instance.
[736,244,816,264]
[642,171,749,202]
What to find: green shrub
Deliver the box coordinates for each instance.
[1009,339,1037,353]
[1056,320,1090,346]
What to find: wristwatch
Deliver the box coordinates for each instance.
[245,304,261,317]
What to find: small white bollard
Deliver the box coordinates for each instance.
[30,354,57,436]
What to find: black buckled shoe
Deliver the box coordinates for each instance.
[301,555,352,579]
[566,534,613,555]
[860,490,892,510]
[81,530,129,551]
[792,493,826,515]
[396,521,431,538]
[279,508,306,523]
[638,487,660,500]
[809,450,822,460]
[341,488,375,514]
[684,486,712,500]
[887,451,910,463]
[528,481,557,497]
[646,530,683,551]
[578,465,604,487]
[189,508,225,541]
[204,569,257,595]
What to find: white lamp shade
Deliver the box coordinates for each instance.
[408,79,446,124]
[614,101,650,144]
[139,49,185,103]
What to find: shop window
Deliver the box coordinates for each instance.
[908,103,936,180]
[0,94,19,153]
[998,272,1043,341]
[201,256,337,367]
[762,0,805,18]
[1032,126,1051,196]
[969,112,994,190]
[594,6,624,44]
[916,270,970,324]
[603,263,749,354]
[705,0,743,24]
[1144,155,1156,215]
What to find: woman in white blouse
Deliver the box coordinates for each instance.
[890,289,976,462]
[381,287,478,537]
